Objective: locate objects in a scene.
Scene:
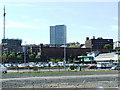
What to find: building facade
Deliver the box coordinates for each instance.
[2,39,22,54]
[85,37,113,50]
[113,41,120,49]
[50,25,66,45]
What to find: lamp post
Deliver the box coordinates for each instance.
[90,44,93,65]
[64,44,66,69]
[24,41,27,64]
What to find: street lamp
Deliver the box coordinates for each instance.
[23,41,27,64]
[64,44,66,70]
[64,45,66,62]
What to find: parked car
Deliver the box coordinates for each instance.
[18,64,25,67]
[111,66,120,70]
[29,64,35,67]
[35,64,41,67]
[4,63,12,67]
[11,64,18,67]
[0,64,7,73]
[87,65,97,69]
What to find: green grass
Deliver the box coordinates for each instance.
[7,66,88,70]
[4,70,118,75]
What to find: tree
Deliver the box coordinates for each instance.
[104,44,111,52]
[115,47,120,51]
[29,54,35,59]
[8,53,16,59]
[35,55,41,59]
[1,54,7,63]
[69,45,79,48]
[55,59,61,63]
[50,59,56,62]
[17,55,23,59]
[104,44,111,49]
[67,58,72,63]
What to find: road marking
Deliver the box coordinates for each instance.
[1,74,118,82]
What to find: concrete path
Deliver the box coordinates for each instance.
[1,74,118,82]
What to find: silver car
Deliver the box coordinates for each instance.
[0,64,7,73]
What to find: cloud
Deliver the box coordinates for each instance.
[81,25,97,30]
[0,2,33,7]
[21,16,30,19]
[5,3,33,7]
[2,0,119,2]
[111,25,118,30]
[33,18,49,23]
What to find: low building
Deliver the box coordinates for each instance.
[113,41,120,49]
[41,46,108,61]
[77,56,96,64]
[85,36,113,50]
[23,44,41,54]
[94,52,119,62]
[2,39,22,54]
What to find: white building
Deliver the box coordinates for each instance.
[95,52,119,62]
[113,41,120,49]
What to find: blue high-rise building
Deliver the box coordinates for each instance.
[50,25,66,44]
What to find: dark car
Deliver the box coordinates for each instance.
[87,65,97,69]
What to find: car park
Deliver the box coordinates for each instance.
[111,66,120,70]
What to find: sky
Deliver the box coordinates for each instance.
[0,0,118,45]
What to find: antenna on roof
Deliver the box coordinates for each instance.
[3,5,6,39]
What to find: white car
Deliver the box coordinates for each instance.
[0,64,7,73]
[18,64,25,67]
[29,64,35,67]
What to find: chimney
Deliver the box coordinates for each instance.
[93,36,95,39]
[86,37,89,41]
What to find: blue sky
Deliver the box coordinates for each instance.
[0,1,118,45]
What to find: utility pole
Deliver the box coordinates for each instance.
[3,5,6,39]
[64,29,66,70]
[64,44,66,66]
[24,41,27,64]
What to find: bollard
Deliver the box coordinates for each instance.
[80,67,81,71]
[82,80,86,88]
[42,82,45,89]
[17,67,19,73]
[32,82,34,90]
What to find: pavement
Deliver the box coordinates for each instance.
[1,74,118,81]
